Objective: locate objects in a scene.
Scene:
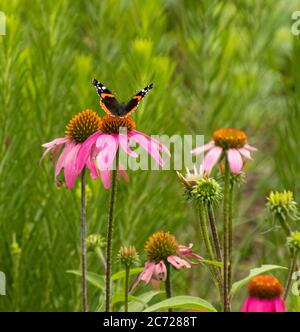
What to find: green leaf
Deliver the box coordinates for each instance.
[112,293,145,306]
[143,296,217,312]
[230,264,287,299]
[200,259,223,267]
[67,270,105,289]
[112,267,144,281]
[122,291,163,312]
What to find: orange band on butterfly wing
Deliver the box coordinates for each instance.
[100,101,113,115]
[101,93,114,98]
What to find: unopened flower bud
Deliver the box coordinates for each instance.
[86,234,105,252]
[117,246,139,267]
[287,231,300,251]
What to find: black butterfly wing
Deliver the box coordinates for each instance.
[122,83,154,117]
[92,79,120,116]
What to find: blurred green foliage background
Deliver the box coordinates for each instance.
[1,0,300,311]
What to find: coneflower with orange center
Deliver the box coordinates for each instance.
[241,275,285,312]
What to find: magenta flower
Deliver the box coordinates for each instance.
[42,110,103,189]
[76,115,170,189]
[131,232,202,290]
[191,128,257,174]
[241,275,285,312]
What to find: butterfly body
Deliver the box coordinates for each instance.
[93,79,153,117]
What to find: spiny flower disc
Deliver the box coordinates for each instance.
[145,231,178,262]
[65,109,102,143]
[100,115,136,134]
[248,275,283,299]
[213,128,247,149]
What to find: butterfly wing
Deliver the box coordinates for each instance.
[122,83,154,117]
[92,79,120,116]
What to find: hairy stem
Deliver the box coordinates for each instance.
[124,265,130,312]
[80,168,88,312]
[199,203,222,295]
[165,262,172,312]
[284,250,298,300]
[105,165,118,312]
[223,159,230,312]
[228,182,234,298]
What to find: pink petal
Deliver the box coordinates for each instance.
[244,144,257,151]
[241,297,285,312]
[154,261,167,281]
[55,141,76,178]
[238,147,252,160]
[76,132,102,173]
[203,146,223,172]
[100,169,111,189]
[64,143,81,189]
[129,133,164,167]
[140,262,156,284]
[227,149,243,174]
[131,130,171,156]
[119,133,138,158]
[118,163,129,183]
[177,244,203,260]
[96,135,119,171]
[86,155,98,179]
[167,255,191,269]
[42,137,70,149]
[191,141,215,155]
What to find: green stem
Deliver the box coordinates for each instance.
[105,164,118,312]
[228,182,234,297]
[223,159,230,312]
[165,262,172,312]
[207,203,222,263]
[199,203,221,293]
[124,265,130,312]
[80,168,88,312]
[284,250,298,300]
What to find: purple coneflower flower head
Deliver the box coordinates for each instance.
[77,114,170,189]
[241,275,285,312]
[42,110,103,188]
[191,128,257,174]
[131,232,202,290]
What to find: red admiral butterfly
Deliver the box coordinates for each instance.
[92,79,153,118]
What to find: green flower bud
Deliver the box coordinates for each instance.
[266,190,299,221]
[287,231,300,251]
[86,234,105,253]
[191,178,223,205]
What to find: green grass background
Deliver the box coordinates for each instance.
[1,0,300,311]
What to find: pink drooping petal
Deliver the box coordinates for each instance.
[55,141,76,178]
[100,169,111,189]
[118,163,129,182]
[167,255,191,269]
[64,143,81,189]
[41,137,70,161]
[86,155,98,179]
[96,135,119,171]
[42,137,70,149]
[119,133,138,158]
[140,262,156,283]
[177,244,203,260]
[153,261,167,281]
[227,148,243,174]
[191,141,215,155]
[203,146,223,172]
[238,147,252,160]
[244,144,257,151]
[129,133,164,167]
[76,132,102,173]
[131,130,171,156]
[241,297,285,312]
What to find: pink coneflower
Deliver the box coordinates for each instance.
[191,128,257,174]
[241,275,285,312]
[42,109,102,188]
[76,114,170,189]
[131,232,203,290]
